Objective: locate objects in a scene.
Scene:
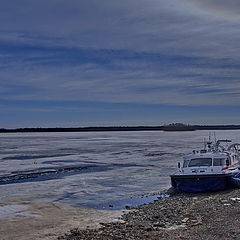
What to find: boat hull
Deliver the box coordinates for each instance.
[171,174,229,193]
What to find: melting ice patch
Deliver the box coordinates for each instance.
[0,204,32,219]
[0,131,240,207]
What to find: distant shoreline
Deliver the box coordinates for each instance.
[1,125,240,133]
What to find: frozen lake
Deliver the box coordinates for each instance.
[1,130,240,208]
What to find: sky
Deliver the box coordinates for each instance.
[1,0,240,128]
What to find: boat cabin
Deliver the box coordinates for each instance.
[179,151,239,175]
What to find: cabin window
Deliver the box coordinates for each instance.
[183,160,189,168]
[213,158,227,166]
[188,158,212,167]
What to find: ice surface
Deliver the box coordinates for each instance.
[0,130,240,207]
[0,204,32,219]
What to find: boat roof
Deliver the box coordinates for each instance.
[184,151,227,160]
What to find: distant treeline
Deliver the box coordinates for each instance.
[1,124,240,133]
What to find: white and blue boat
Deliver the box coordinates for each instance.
[171,139,240,193]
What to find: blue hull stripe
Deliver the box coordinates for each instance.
[171,175,228,193]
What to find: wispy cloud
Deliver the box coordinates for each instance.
[1,45,240,105]
[0,1,240,126]
[184,0,240,20]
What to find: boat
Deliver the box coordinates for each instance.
[170,138,240,193]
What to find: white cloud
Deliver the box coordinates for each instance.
[0,0,238,56]
[184,0,240,20]
[0,0,240,106]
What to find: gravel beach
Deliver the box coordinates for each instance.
[59,188,240,240]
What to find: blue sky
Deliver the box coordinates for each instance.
[1,0,240,128]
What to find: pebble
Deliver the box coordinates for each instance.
[182,218,189,223]
[230,198,240,201]
[144,227,153,232]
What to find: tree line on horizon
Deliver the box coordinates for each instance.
[1,123,240,132]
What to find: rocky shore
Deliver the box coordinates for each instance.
[59,188,240,240]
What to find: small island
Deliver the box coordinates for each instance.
[162,123,196,131]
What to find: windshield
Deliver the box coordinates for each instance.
[213,158,227,166]
[188,158,212,167]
